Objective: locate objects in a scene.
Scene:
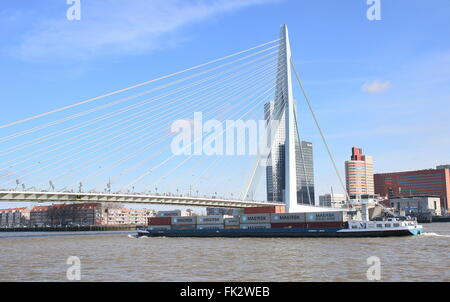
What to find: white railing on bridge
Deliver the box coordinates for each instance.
[0,190,281,209]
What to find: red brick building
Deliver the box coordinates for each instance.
[374,168,450,212]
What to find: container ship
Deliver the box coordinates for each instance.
[137,205,423,238]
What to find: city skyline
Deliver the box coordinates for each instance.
[0,1,450,207]
[0,1,448,285]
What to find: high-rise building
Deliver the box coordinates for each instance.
[296,141,315,205]
[319,193,346,208]
[265,100,315,205]
[345,147,374,198]
[437,164,450,170]
[259,25,316,212]
[374,168,450,212]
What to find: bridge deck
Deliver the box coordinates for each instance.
[0,191,281,208]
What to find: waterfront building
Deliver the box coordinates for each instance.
[103,208,156,225]
[30,203,102,227]
[157,210,183,217]
[390,196,442,216]
[437,164,450,170]
[319,193,347,208]
[345,147,374,199]
[30,206,50,227]
[0,208,30,227]
[374,168,450,212]
[265,102,315,205]
[206,208,243,216]
[296,141,315,205]
[29,203,156,227]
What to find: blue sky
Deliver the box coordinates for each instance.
[1,0,450,209]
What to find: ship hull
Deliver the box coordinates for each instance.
[137,226,423,238]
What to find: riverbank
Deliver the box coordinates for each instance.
[417,216,450,223]
[0,225,143,232]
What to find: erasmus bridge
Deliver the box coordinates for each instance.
[0,25,347,213]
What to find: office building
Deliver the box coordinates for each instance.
[345,147,374,198]
[265,100,315,205]
[296,141,315,205]
[319,193,347,208]
[437,164,450,170]
[390,196,442,216]
[374,168,450,212]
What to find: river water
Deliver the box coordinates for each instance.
[0,223,449,282]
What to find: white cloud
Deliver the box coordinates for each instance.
[361,80,392,94]
[15,0,277,60]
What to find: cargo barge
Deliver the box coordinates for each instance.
[137,206,423,238]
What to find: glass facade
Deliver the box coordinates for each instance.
[265,101,315,205]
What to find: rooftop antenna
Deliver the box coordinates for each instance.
[78,182,83,193]
[15,179,20,190]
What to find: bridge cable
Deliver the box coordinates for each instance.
[0,54,280,172]
[0,47,280,155]
[2,59,278,189]
[0,39,280,130]
[290,58,350,201]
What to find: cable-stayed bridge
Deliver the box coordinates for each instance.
[0,25,347,211]
[0,191,281,208]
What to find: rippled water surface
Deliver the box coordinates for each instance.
[0,223,449,282]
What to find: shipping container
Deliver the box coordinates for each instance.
[271,213,305,223]
[240,214,271,224]
[172,216,196,225]
[196,215,224,225]
[197,224,224,230]
[171,224,196,230]
[148,217,172,226]
[157,210,182,217]
[240,224,271,229]
[224,225,240,229]
[147,225,171,231]
[305,211,344,222]
[270,222,306,229]
[224,217,240,226]
[305,221,346,228]
[244,205,285,214]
